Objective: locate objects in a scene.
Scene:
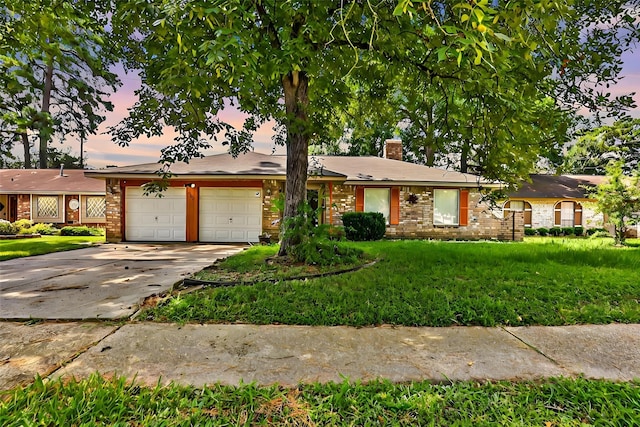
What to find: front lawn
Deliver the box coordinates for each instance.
[1,374,638,426]
[0,235,104,261]
[147,238,640,327]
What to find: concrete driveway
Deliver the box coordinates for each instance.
[0,243,243,320]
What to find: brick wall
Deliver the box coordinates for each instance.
[262,179,284,238]
[105,179,122,242]
[329,184,524,241]
[384,139,403,161]
[528,200,604,230]
[17,195,30,221]
[100,178,525,242]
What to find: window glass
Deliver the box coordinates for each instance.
[560,201,575,226]
[434,189,459,225]
[509,201,524,211]
[86,196,106,218]
[364,188,390,222]
[37,196,58,218]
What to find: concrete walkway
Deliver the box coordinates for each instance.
[2,321,638,390]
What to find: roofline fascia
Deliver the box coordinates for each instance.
[342,180,501,188]
[84,173,288,180]
[0,191,105,195]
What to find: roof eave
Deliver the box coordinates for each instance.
[343,180,501,188]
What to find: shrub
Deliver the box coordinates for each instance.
[22,223,58,235]
[280,201,362,265]
[327,225,346,241]
[12,219,33,232]
[537,227,549,236]
[524,228,537,236]
[587,227,608,236]
[60,226,104,236]
[342,212,386,241]
[549,227,562,236]
[562,227,575,236]
[0,219,17,235]
[573,226,584,236]
[589,230,612,239]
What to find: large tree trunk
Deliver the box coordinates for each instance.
[278,70,310,256]
[39,61,54,169]
[460,138,470,173]
[21,132,31,169]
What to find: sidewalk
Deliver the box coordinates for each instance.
[2,322,639,390]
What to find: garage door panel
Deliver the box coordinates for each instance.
[125,187,186,242]
[199,188,262,243]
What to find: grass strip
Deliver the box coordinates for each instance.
[147,238,640,327]
[1,374,638,426]
[0,235,104,261]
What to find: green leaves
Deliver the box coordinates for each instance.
[1,0,121,168]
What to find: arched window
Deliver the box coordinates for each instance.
[503,200,532,227]
[554,201,582,227]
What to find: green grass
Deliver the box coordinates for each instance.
[191,244,371,284]
[1,374,639,426]
[147,238,640,327]
[0,235,104,260]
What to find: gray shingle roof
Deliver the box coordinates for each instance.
[85,152,497,187]
[0,169,105,194]
[509,174,607,199]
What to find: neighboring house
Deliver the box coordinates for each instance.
[0,168,107,227]
[505,174,606,230]
[86,140,524,243]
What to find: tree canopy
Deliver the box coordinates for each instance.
[110,0,638,253]
[0,0,121,168]
[562,118,640,175]
[591,160,640,245]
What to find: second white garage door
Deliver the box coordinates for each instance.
[199,188,262,243]
[125,187,186,242]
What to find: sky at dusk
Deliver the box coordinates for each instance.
[76,49,640,169]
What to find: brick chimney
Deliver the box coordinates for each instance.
[384,139,402,161]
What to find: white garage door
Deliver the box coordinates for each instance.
[125,187,186,241]
[199,188,262,243]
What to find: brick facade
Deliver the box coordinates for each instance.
[328,184,523,241]
[262,179,284,238]
[17,195,30,220]
[522,199,604,230]
[103,178,523,242]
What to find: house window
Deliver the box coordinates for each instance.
[434,189,459,226]
[364,188,390,223]
[503,200,532,227]
[85,196,106,218]
[36,196,59,218]
[554,201,582,226]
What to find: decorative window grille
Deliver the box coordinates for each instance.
[86,196,106,218]
[37,196,58,217]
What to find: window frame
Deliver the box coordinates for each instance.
[363,187,391,224]
[503,200,533,228]
[554,201,582,227]
[433,188,460,226]
[82,195,107,223]
[32,195,63,222]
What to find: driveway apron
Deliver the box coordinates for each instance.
[0,243,243,320]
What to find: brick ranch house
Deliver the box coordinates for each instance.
[504,174,606,230]
[0,168,106,227]
[86,141,523,243]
